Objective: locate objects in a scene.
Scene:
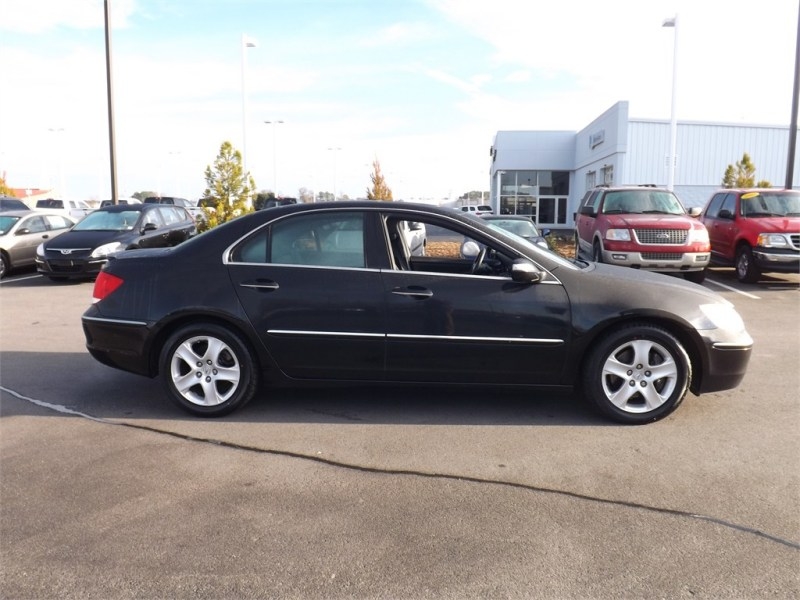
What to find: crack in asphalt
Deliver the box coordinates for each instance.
[4,385,799,551]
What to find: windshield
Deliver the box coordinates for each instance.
[0,215,21,235]
[488,219,539,238]
[602,190,685,215]
[741,191,800,217]
[485,223,579,270]
[74,210,140,231]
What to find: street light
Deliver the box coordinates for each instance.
[241,33,257,175]
[264,120,284,194]
[328,147,341,200]
[663,15,678,191]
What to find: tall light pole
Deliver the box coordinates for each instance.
[663,15,679,191]
[104,0,118,203]
[328,147,341,200]
[264,120,284,194]
[241,34,257,175]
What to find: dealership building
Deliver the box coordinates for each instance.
[489,101,797,229]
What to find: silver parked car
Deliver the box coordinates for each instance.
[0,210,75,278]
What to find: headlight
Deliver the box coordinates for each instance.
[90,242,123,258]
[688,227,710,244]
[697,303,746,332]
[757,233,789,248]
[605,228,631,241]
[36,243,45,258]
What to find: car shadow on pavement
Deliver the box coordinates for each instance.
[0,351,607,427]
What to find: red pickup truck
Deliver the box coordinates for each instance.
[574,185,710,283]
[698,188,800,283]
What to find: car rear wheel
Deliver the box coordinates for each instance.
[0,252,8,278]
[735,245,760,283]
[582,323,691,424]
[160,323,258,417]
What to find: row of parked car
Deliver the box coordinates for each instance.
[0,195,198,279]
[574,185,800,283]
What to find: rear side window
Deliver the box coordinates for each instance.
[231,212,366,268]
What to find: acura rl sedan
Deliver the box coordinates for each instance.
[82,201,753,424]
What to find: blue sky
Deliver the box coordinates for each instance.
[0,0,796,202]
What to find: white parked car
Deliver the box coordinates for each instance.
[400,220,427,256]
[34,198,93,221]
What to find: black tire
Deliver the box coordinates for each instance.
[582,323,691,424]
[592,240,603,263]
[735,245,760,283]
[573,234,581,260]
[0,252,8,279]
[684,269,706,284]
[159,323,258,417]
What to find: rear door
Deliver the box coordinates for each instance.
[575,190,601,255]
[227,209,387,380]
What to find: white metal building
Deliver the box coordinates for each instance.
[489,101,798,229]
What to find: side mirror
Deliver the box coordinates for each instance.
[141,222,158,234]
[579,206,597,218]
[718,209,733,220]
[409,221,423,231]
[542,228,551,238]
[15,228,31,235]
[510,259,543,284]
[687,207,702,217]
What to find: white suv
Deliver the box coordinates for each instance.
[34,198,92,221]
[460,205,493,216]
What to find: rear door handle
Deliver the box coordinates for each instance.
[240,280,280,291]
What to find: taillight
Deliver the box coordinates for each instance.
[93,271,124,302]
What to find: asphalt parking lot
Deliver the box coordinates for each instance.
[1,266,798,599]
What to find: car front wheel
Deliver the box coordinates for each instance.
[582,323,691,424]
[592,240,603,263]
[159,323,258,417]
[735,245,760,283]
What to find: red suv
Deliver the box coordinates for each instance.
[699,188,800,283]
[575,185,710,283]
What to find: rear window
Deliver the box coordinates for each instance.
[36,199,64,209]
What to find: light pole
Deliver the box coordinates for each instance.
[241,33,257,175]
[264,120,284,194]
[328,147,341,200]
[663,15,678,191]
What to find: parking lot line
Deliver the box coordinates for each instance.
[705,278,761,300]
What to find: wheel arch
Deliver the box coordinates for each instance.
[145,312,274,379]
[569,315,705,394]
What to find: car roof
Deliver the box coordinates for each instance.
[95,204,150,213]
[0,209,36,217]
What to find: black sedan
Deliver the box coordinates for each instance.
[82,201,753,424]
[37,203,196,281]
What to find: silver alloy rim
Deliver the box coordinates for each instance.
[169,335,241,406]
[600,338,678,414]
[736,253,748,279]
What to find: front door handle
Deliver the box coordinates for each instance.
[391,286,433,299]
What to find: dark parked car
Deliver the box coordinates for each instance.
[82,202,752,424]
[0,196,31,211]
[0,210,75,278]
[37,203,196,281]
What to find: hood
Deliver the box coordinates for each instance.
[604,213,697,229]
[742,215,800,232]
[43,229,138,250]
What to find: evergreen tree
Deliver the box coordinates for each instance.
[200,141,256,231]
[722,153,771,188]
[366,158,393,201]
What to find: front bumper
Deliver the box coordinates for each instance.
[600,248,710,272]
[37,256,107,279]
[693,333,753,394]
[752,248,800,274]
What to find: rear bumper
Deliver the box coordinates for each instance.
[82,309,154,377]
